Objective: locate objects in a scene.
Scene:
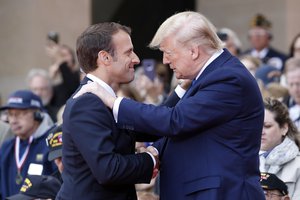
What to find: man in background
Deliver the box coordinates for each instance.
[0,90,56,199]
[243,13,287,71]
[260,172,290,200]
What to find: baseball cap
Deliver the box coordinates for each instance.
[260,172,288,195]
[255,65,281,86]
[6,175,61,200]
[46,124,63,161]
[0,90,43,111]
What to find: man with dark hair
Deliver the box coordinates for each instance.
[56,22,158,200]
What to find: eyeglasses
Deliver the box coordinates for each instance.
[7,109,32,119]
[264,190,284,199]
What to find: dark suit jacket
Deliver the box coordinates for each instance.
[243,47,287,71]
[116,49,265,200]
[56,77,153,200]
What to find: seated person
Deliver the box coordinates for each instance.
[46,124,63,182]
[6,174,61,200]
[260,172,290,200]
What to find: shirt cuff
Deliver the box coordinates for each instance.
[113,97,123,123]
[146,152,156,168]
[175,85,186,98]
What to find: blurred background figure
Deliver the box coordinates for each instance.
[260,98,300,199]
[45,40,80,109]
[46,124,63,183]
[260,172,290,200]
[289,33,300,59]
[26,68,59,122]
[135,141,159,199]
[6,175,61,200]
[128,61,167,105]
[0,120,13,147]
[217,27,242,56]
[243,14,287,71]
[239,55,262,77]
[266,82,289,101]
[0,90,57,199]
[282,58,300,130]
[255,65,281,87]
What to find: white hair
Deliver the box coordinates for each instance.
[149,11,224,54]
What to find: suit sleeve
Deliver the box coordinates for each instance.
[134,90,180,142]
[66,94,154,185]
[117,70,245,137]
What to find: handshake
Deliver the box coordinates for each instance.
[138,146,160,179]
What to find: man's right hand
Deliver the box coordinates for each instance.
[73,81,116,109]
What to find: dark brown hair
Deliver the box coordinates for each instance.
[264,97,300,148]
[76,22,131,73]
[289,33,300,58]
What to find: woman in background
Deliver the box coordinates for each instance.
[260,98,300,199]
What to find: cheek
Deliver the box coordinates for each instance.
[264,128,282,148]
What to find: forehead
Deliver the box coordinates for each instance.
[286,68,300,78]
[112,30,133,50]
[30,75,50,86]
[159,36,180,51]
[264,109,276,120]
[7,108,33,113]
[249,27,268,35]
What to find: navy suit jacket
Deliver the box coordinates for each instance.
[56,77,154,200]
[116,49,265,200]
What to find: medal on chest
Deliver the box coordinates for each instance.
[14,136,33,185]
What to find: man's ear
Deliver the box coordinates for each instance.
[98,50,111,65]
[283,195,290,200]
[190,45,200,60]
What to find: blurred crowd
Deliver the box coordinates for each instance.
[0,13,300,200]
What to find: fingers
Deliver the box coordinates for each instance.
[152,168,159,179]
[73,82,97,99]
[73,88,86,99]
[147,146,158,157]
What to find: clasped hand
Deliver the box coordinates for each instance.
[138,146,160,179]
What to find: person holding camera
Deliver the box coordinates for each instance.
[45,33,81,109]
[0,90,57,199]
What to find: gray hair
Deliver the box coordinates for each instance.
[26,68,52,87]
[149,11,224,54]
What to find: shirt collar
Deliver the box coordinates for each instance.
[251,48,269,59]
[195,49,224,80]
[86,74,116,97]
